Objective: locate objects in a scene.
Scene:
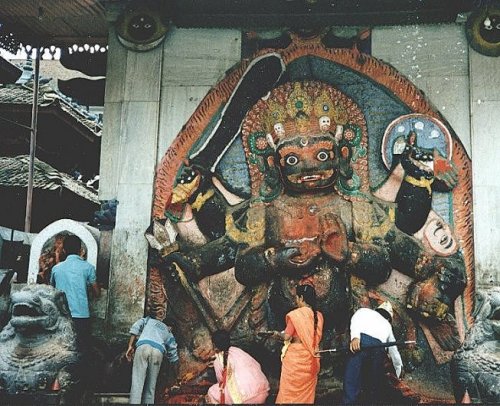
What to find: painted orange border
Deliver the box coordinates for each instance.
[152,37,474,325]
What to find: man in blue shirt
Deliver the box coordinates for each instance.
[126,310,180,404]
[50,235,100,352]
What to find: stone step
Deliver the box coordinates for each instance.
[94,393,129,404]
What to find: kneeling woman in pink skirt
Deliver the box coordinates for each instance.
[206,330,270,404]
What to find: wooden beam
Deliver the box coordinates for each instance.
[174,12,462,28]
[171,0,474,28]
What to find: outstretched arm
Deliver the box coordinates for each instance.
[126,335,137,361]
[346,241,392,286]
[235,245,306,286]
[162,236,238,282]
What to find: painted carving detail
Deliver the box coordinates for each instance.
[149,44,475,401]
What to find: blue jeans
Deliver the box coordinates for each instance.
[342,333,385,405]
[129,344,163,404]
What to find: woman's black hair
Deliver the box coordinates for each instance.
[212,330,231,371]
[296,284,319,347]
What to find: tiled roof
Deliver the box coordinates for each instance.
[0,83,102,136]
[0,155,99,203]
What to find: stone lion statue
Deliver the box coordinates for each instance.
[0,284,81,403]
[450,287,500,403]
[0,269,15,330]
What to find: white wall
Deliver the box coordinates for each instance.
[469,49,500,287]
[372,24,471,155]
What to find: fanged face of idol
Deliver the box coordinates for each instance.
[423,218,458,256]
[276,134,339,193]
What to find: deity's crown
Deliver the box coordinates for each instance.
[260,82,349,147]
[242,80,368,199]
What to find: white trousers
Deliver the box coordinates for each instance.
[129,344,163,404]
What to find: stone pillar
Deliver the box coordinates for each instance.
[100,26,241,338]
[100,26,163,336]
[157,28,242,162]
[469,49,500,288]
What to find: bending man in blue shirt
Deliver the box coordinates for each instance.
[126,310,180,404]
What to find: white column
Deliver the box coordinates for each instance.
[100,26,163,333]
[100,26,241,336]
[469,49,500,287]
[157,28,242,161]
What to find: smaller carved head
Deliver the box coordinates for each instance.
[412,211,459,257]
[273,123,285,138]
[422,218,458,256]
[401,133,435,177]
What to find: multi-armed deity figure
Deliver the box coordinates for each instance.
[155,78,464,353]
[147,48,472,400]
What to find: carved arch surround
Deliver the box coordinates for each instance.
[27,219,98,284]
[152,43,474,324]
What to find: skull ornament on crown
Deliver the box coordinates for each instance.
[263,82,349,145]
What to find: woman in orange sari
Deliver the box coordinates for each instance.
[272,284,324,404]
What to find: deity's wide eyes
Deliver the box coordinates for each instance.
[285,154,299,166]
[317,151,329,162]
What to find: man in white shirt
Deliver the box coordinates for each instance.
[343,301,403,404]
